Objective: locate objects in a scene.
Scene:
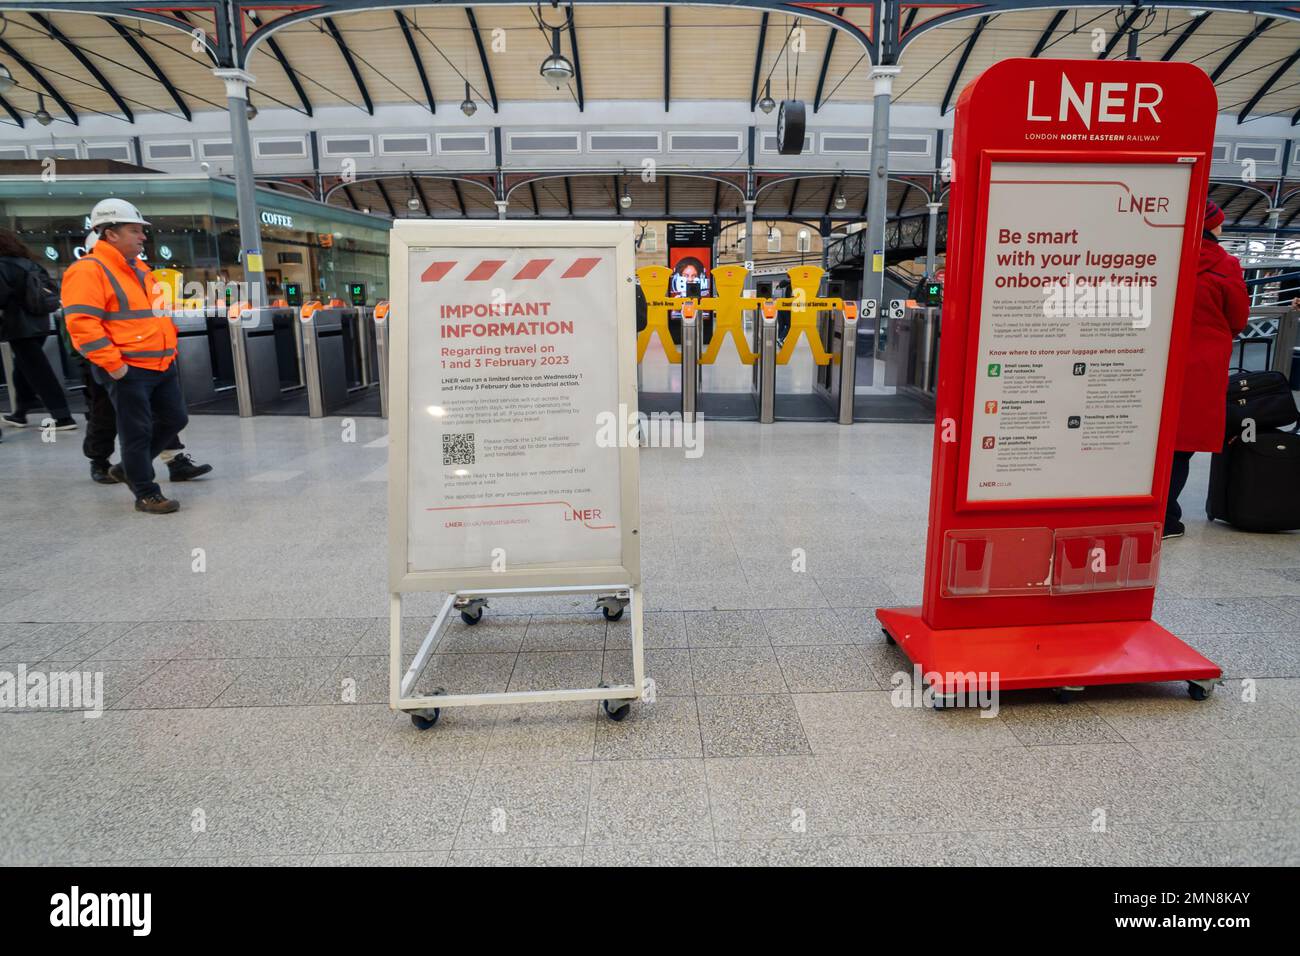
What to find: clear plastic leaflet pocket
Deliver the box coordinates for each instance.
[942,523,1162,598]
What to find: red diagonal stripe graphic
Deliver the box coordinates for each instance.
[420,261,456,282]
[514,258,554,280]
[561,257,600,279]
[466,260,506,281]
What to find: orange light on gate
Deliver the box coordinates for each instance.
[760,301,777,321]
[375,301,390,321]
[301,300,322,323]
[843,300,858,321]
[681,300,697,321]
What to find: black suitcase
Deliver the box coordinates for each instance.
[1224,368,1299,438]
[1206,429,1300,532]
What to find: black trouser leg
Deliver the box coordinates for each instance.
[82,362,118,462]
[1166,450,1194,529]
[98,365,162,498]
[147,365,188,461]
[8,336,70,419]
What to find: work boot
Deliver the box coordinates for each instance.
[51,417,78,431]
[90,459,119,484]
[134,493,180,515]
[107,463,127,485]
[1,412,27,427]
[167,453,213,481]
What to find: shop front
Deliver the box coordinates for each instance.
[0,171,391,308]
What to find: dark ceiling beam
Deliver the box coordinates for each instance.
[1241,46,1300,122]
[0,94,23,127]
[663,8,671,112]
[749,12,769,112]
[813,6,844,112]
[0,38,78,125]
[250,11,313,116]
[1030,10,1067,57]
[465,9,499,113]
[374,179,397,218]
[30,13,132,122]
[824,175,842,216]
[1219,185,1250,212]
[107,19,190,121]
[568,11,584,111]
[1211,17,1275,83]
[787,178,800,217]
[411,175,430,216]
[1099,7,1145,60]
[1284,203,1300,228]
[1162,12,1210,61]
[613,175,622,216]
[394,12,435,114]
[529,181,541,216]
[941,16,990,115]
[901,7,918,36]
[564,177,574,217]
[1236,192,1269,225]
[451,179,467,218]
[323,17,373,114]
[664,176,671,217]
[895,182,912,217]
[342,185,359,211]
[713,181,722,216]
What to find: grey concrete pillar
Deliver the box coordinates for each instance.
[214,68,264,308]
[925,201,941,276]
[496,200,509,220]
[743,199,755,268]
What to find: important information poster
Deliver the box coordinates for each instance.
[405,246,623,572]
[966,161,1190,502]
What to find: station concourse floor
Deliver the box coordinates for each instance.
[1,414,1297,867]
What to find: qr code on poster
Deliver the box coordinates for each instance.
[442,432,476,466]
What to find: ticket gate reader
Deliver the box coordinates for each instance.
[374,302,391,418]
[299,306,350,417]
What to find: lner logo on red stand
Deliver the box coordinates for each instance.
[875,57,1221,701]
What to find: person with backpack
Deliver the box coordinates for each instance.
[0,229,77,434]
[1165,199,1250,539]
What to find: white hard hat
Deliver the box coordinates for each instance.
[89,198,149,230]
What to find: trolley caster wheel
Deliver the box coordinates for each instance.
[1053,688,1075,704]
[1187,681,1212,701]
[411,711,440,730]
[460,609,483,626]
[602,699,631,721]
[602,605,624,622]
[882,629,896,646]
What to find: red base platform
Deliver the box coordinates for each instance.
[875,607,1221,694]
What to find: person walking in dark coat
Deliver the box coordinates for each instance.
[1165,199,1250,538]
[0,229,76,435]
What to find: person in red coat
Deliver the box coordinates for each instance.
[1165,199,1250,538]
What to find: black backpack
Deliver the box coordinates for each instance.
[21,261,61,315]
[1223,368,1299,438]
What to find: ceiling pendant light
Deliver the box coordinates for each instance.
[539,23,574,89]
[460,81,477,117]
[758,79,776,115]
[406,196,420,211]
[619,177,632,209]
[35,93,52,126]
[834,192,846,210]
[0,63,15,95]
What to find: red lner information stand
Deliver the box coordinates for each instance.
[877,59,1222,702]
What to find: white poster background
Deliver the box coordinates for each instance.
[406,245,623,572]
[967,162,1190,503]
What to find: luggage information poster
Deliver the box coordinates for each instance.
[966,161,1190,503]
[405,246,623,572]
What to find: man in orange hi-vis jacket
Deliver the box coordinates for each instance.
[63,198,189,514]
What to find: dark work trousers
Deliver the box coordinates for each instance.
[82,363,183,464]
[1166,450,1194,528]
[7,335,70,419]
[91,363,189,499]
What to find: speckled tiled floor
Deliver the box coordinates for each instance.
[1,414,1296,866]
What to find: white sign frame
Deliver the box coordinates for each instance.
[386,220,644,719]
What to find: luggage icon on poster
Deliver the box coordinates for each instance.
[1068,415,1082,429]
[987,363,1001,377]
[981,436,996,449]
[984,400,998,414]
[1073,362,1087,376]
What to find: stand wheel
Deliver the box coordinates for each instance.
[411,711,439,730]
[1187,681,1211,701]
[1053,688,1075,704]
[460,608,483,626]
[602,605,624,622]
[603,698,631,721]
[882,629,896,646]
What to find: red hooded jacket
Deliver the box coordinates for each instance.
[1173,237,1249,452]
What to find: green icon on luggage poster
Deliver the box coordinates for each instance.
[987,363,1001,377]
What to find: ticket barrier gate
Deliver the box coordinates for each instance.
[325,305,383,416]
[883,305,941,406]
[228,305,306,416]
[173,308,221,407]
[299,305,351,418]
